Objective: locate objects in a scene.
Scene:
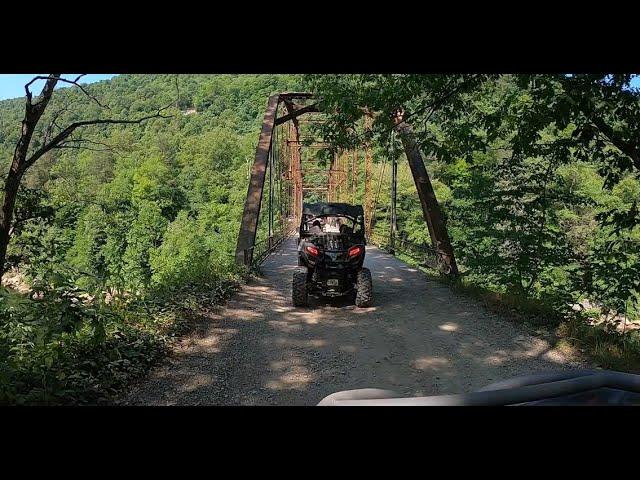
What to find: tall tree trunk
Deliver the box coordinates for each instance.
[0,172,22,277]
[0,74,60,278]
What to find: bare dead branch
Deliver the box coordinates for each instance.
[12,75,61,174]
[24,104,174,170]
[56,136,117,153]
[24,75,61,109]
[26,75,109,109]
[44,104,71,144]
[52,144,114,153]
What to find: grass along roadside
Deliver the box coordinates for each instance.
[0,274,242,405]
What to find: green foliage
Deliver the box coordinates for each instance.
[0,74,300,404]
[310,74,640,327]
[0,270,239,404]
[2,72,639,398]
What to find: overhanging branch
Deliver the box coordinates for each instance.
[24,106,173,170]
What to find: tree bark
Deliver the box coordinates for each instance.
[0,75,60,278]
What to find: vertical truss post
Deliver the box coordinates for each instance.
[340,149,346,202]
[390,145,398,254]
[333,150,342,202]
[342,150,348,202]
[268,129,274,247]
[352,149,358,204]
[297,142,303,221]
[327,152,333,202]
[364,115,373,238]
[282,98,304,224]
[394,118,459,276]
[278,125,285,231]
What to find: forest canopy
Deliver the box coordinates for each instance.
[306,74,640,321]
[0,74,302,403]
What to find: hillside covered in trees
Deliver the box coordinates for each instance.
[0,74,301,403]
[1,73,639,404]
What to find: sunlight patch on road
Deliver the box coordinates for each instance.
[178,373,214,393]
[179,327,238,355]
[412,357,449,370]
[272,337,327,348]
[438,322,459,332]
[339,344,357,353]
[273,306,295,313]
[352,307,377,314]
[484,350,509,366]
[225,307,263,320]
[267,320,303,333]
[266,360,314,391]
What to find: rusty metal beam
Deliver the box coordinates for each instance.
[352,149,358,203]
[282,99,304,223]
[395,119,459,276]
[275,103,319,126]
[364,115,374,238]
[287,144,330,149]
[279,92,314,100]
[296,168,347,173]
[235,94,281,265]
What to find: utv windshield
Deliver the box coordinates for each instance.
[302,215,363,235]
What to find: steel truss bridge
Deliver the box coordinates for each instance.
[234,93,459,276]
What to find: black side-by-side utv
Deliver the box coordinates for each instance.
[292,202,373,308]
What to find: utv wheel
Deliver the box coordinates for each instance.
[292,268,309,307]
[355,267,373,307]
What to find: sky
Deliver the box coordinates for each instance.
[0,74,638,102]
[0,74,118,101]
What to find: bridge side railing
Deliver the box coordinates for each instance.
[243,218,297,269]
[369,231,452,275]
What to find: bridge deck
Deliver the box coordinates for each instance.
[124,238,586,405]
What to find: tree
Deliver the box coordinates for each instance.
[304,74,488,275]
[307,74,640,315]
[0,74,172,278]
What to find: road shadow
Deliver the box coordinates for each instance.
[123,238,587,406]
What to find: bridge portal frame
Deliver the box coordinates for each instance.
[234,93,459,277]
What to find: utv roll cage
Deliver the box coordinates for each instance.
[299,202,366,239]
[302,202,365,218]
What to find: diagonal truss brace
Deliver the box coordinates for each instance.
[235,94,281,265]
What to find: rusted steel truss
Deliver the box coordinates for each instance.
[394,119,459,276]
[235,93,459,276]
[235,93,316,265]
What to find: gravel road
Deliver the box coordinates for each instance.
[123,238,586,405]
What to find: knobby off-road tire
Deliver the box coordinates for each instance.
[292,268,309,307]
[355,267,373,307]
